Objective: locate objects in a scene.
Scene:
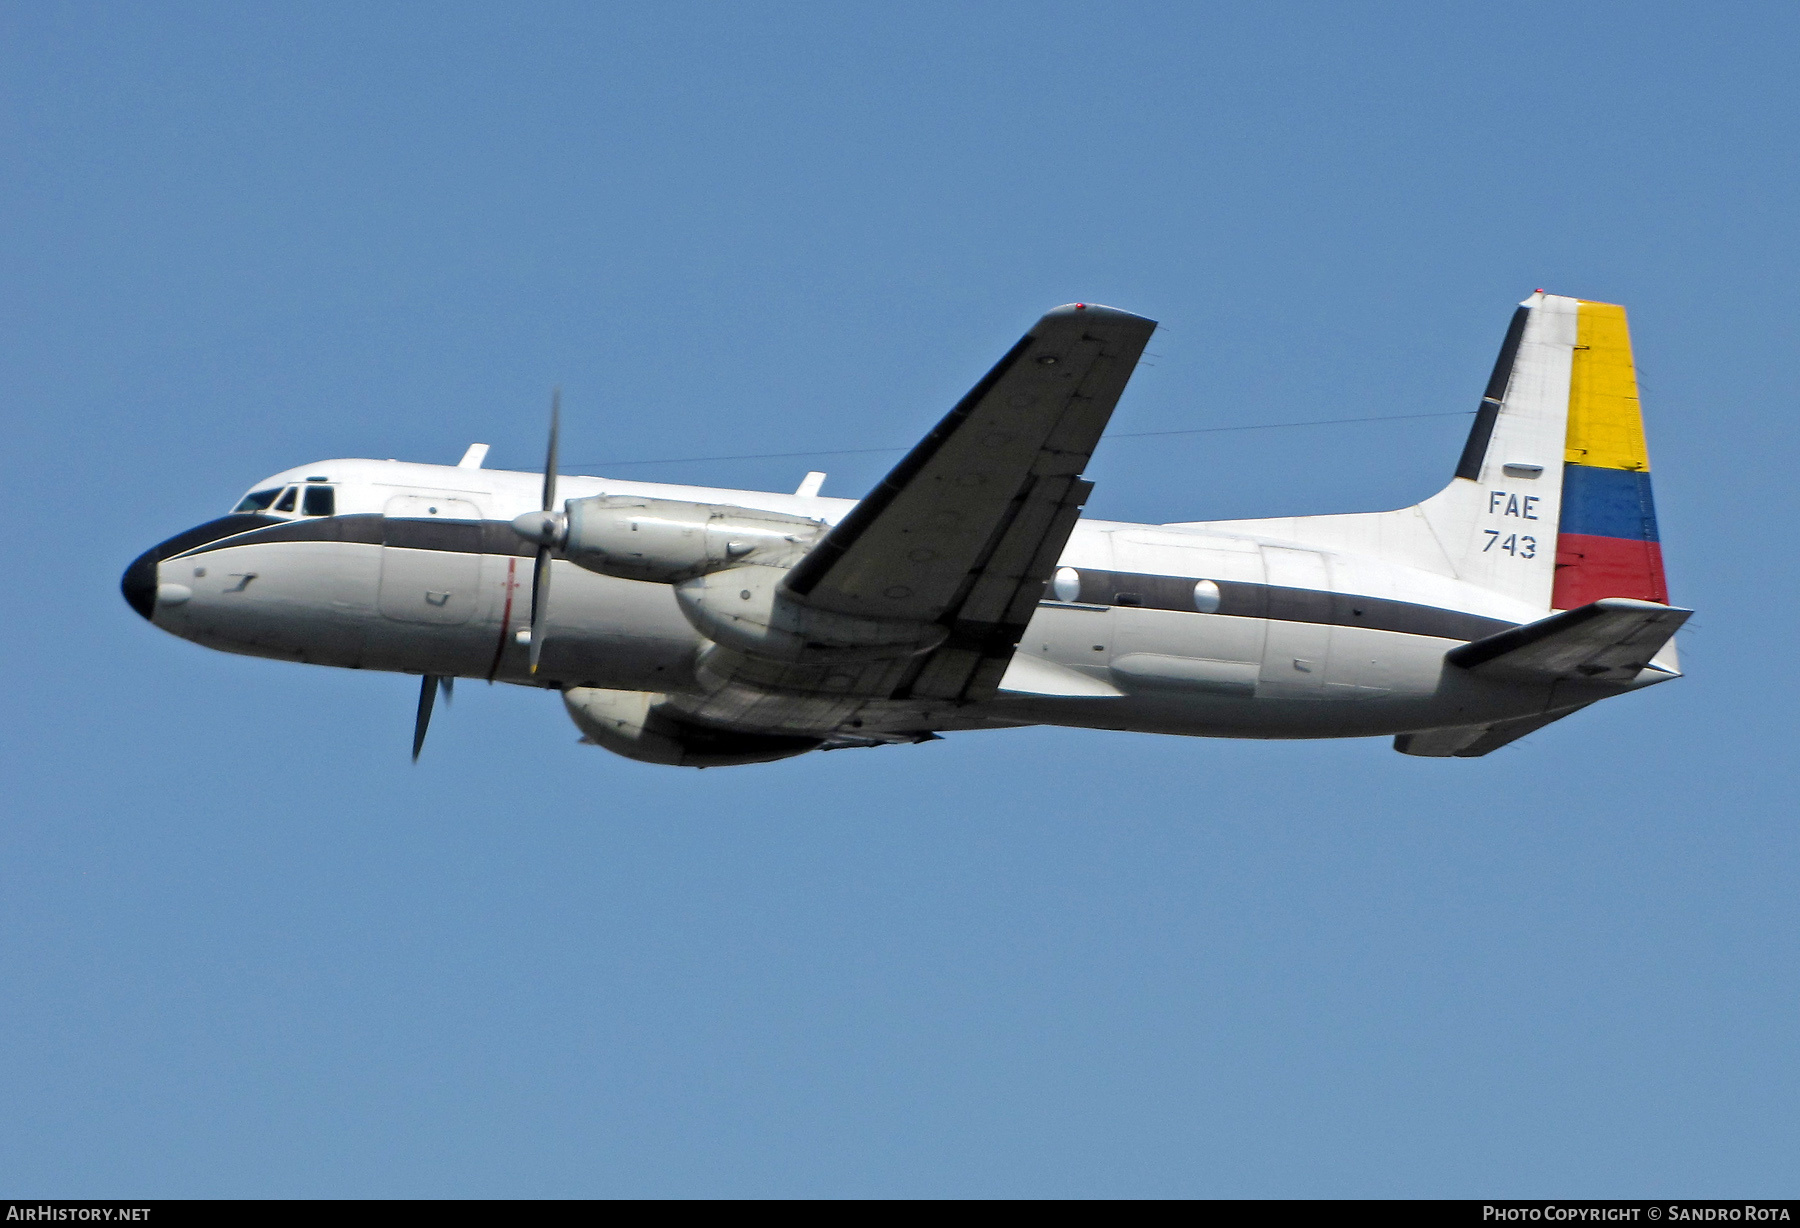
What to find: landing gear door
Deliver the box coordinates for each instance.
[378,495,484,625]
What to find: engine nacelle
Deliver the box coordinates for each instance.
[561,496,823,584]
[674,564,948,663]
[563,686,821,768]
[525,497,945,668]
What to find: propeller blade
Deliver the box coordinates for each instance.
[529,388,560,675]
[529,545,552,673]
[439,676,453,705]
[542,387,560,512]
[412,674,439,762]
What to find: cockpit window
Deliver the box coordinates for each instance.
[233,488,282,513]
[273,487,298,512]
[302,485,335,517]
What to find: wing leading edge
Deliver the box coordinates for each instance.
[783,303,1157,702]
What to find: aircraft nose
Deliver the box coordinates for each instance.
[121,548,159,620]
[121,513,268,623]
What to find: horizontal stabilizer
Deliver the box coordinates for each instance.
[1447,597,1690,685]
[1395,706,1589,758]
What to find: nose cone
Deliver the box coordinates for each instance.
[120,513,276,625]
[121,548,159,620]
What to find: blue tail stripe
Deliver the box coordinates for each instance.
[1559,464,1660,542]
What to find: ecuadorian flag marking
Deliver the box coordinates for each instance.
[1553,300,1669,608]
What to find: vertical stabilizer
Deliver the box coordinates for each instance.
[1418,292,1576,608]
[1172,293,1673,622]
[1420,294,1668,612]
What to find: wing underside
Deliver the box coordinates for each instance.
[781,302,1157,704]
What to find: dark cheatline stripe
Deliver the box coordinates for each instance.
[169,513,378,557]
[1061,568,1513,643]
[138,513,285,561]
[1559,464,1660,541]
[1552,533,1669,607]
[160,515,1517,643]
[168,515,538,560]
[1454,305,1531,481]
[783,333,1035,597]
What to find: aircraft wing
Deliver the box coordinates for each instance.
[782,303,1157,702]
[1447,597,1691,685]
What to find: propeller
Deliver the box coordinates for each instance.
[416,390,559,761]
[411,674,453,762]
[510,388,566,674]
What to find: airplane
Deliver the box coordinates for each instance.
[122,293,1687,768]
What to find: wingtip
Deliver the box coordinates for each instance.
[1043,302,1157,327]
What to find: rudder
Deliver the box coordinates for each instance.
[1553,301,1668,608]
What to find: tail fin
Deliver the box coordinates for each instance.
[1419,292,1669,610]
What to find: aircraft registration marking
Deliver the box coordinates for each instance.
[1482,531,1537,559]
[1487,490,1541,519]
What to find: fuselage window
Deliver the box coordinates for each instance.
[234,488,281,513]
[303,485,335,517]
[273,487,298,512]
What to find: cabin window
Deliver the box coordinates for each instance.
[233,488,281,513]
[273,487,298,512]
[303,485,336,516]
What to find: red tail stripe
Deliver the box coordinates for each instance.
[1552,533,1668,609]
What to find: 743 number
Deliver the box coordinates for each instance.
[1483,531,1537,558]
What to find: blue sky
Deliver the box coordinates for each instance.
[3,1,1797,1197]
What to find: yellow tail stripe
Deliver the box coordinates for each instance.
[1567,300,1651,471]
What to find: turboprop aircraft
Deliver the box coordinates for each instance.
[122,293,1687,767]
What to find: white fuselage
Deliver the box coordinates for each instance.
[129,457,1595,743]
